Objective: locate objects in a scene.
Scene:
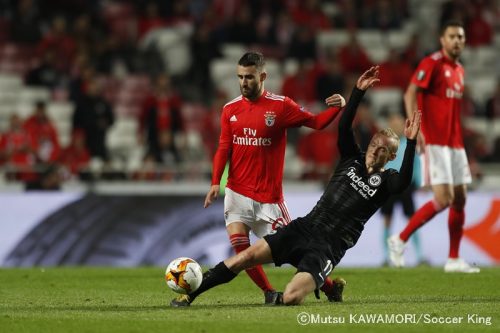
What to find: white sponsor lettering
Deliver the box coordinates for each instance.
[243,128,257,136]
[233,135,272,146]
[234,128,272,146]
[445,88,462,99]
[346,167,377,198]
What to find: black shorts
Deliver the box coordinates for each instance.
[380,185,415,217]
[264,218,346,289]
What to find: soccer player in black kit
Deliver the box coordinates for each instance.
[171,66,422,306]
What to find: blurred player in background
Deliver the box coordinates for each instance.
[171,66,422,307]
[204,52,346,304]
[380,112,426,266]
[388,21,479,273]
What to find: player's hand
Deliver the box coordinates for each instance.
[404,110,422,141]
[204,185,220,208]
[356,66,380,91]
[325,94,346,108]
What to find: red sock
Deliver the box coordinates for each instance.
[448,207,465,259]
[320,277,335,294]
[229,233,274,292]
[400,200,444,242]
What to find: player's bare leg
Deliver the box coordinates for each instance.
[227,222,279,303]
[282,273,316,305]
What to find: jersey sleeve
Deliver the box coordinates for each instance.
[282,97,342,129]
[211,107,231,185]
[338,87,365,157]
[410,57,436,90]
[281,97,315,127]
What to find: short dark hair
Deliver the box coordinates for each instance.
[440,20,464,36]
[238,52,265,71]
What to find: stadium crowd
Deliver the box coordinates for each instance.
[0,0,498,189]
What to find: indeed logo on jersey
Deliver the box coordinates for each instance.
[233,127,272,146]
[346,167,377,199]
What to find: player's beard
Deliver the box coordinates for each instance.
[240,83,260,100]
[446,44,463,60]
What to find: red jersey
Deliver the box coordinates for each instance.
[212,90,341,203]
[411,50,465,148]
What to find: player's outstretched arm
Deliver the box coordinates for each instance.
[302,94,345,130]
[338,66,380,157]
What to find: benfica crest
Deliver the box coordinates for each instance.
[264,111,276,127]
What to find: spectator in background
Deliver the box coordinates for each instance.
[188,21,221,103]
[465,5,493,47]
[378,49,413,90]
[95,35,135,77]
[338,33,372,74]
[37,15,76,72]
[59,129,91,179]
[485,80,500,120]
[281,61,319,146]
[72,78,114,161]
[25,48,64,90]
[165,0,193,27]
[365,0,402,30]
[274,12,296,51]
[281,61,316,105]
[440,0,467,27]
[287,25,317,61]
[139,74,184,166]
[227,4,257,45]
[297,124,339,182]
[460,85,480,117]
[290,0,331,31]
[69,64,96,103]
[72,13,102,56]
[0,114,35,181]
[137,2,167,39]
[315,54,346,103]
[23,101,60,164]
[402,34,423,68]
[9,0,42,44]
[202,91,226,158]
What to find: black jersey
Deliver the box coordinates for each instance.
[302,87,416,249]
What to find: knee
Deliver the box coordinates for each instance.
[283,287,305,305]
[434,193,453,209]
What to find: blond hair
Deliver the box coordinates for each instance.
[377,128,400,153]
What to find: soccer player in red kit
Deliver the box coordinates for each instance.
[388,21,479,273]
[204,52,347,303]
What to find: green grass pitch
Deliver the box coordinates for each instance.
[0,266,498,333]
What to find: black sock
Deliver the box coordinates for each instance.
[189,261,237,302]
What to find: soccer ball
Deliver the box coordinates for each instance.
[165,257,203,294]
